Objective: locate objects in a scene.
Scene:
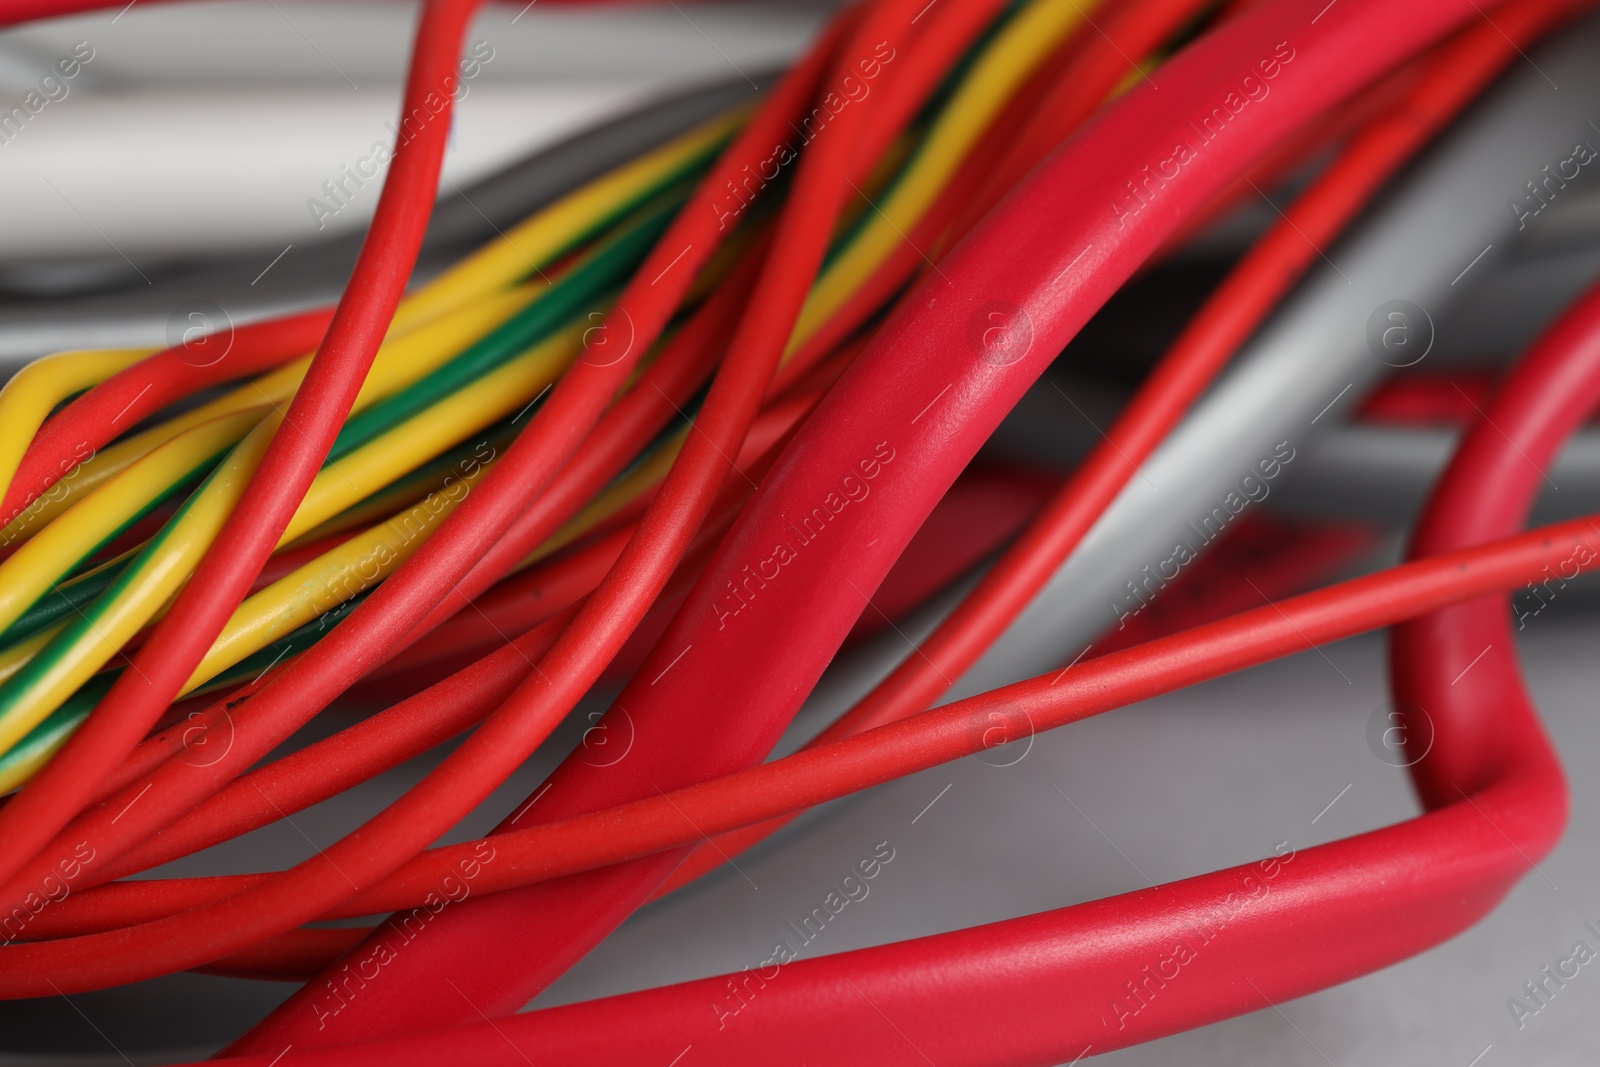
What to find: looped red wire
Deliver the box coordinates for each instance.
[180,175,1600,1067]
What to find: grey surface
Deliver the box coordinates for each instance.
[0,1,832,262]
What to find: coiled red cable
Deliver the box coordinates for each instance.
[220,0,1535,1049]
[0,2,1587,1062]
[663,0,1578,894]
[164,221,1600,1067]
[164,274,1600,1066]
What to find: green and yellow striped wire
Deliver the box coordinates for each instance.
[0,0,1092,792]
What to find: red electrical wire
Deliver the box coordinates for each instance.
[955,0,1217,240]
[0,4,850,931]
[15,497,1598,943]
[175,271,1600,1067]
[844,463,1058,641]
[228,0,956,1045]
[1156,58,1412,254]
[0,307,333,526]
[1390,319,1600,820]
[195,928,369,984]
[0,8,1574,1067]
[1357,370,1500,424]
[217,0,1517,1046]
[0,0,484,899]
[661,0,1579,894]
[0,8,908,987]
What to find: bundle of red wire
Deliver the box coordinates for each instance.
[0,0,1596,1062]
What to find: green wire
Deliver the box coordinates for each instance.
[0,131,740,772]
[0,676,112,792]
[0,449,230,647]
[0,185,690,659]
[0,81,1004,773]
[329,184,689,462]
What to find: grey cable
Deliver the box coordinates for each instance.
[946,19,1600,699]
[1272,423,1600,527]
[0,72,770,366]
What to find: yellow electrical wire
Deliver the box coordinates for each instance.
[0,282,538,550]
[789,0,1098,349]
[0,325,582,747]
[184,463,492,692]
[0,347,155,507]
[0,415,274,755]
[273,325,581,547]
[0,626,62,691]
[0,112,739,556]
[0,724,65,794]
[532,425,689,567]
[0,20,1075,778]
[0,410,265,640]
[192,404,683,694]
[392,110,743,332]
[187,324,583,685]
